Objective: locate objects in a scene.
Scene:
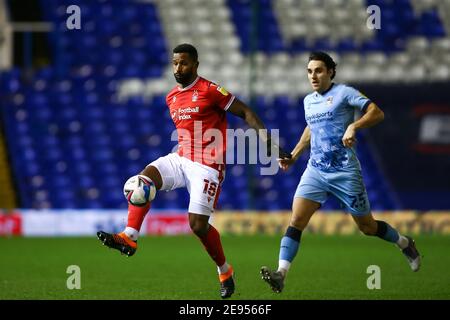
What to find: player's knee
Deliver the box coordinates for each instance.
[123,175,156,206]
[289,215,308,230]
[140,165,163,190]
[189,219,208,237]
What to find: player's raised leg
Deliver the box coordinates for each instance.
[261,197,320,293]
[97,165,162,256]
[189,212,234,299]
[352,213,421,271]
[123,166,161,240]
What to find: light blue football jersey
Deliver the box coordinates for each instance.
[303,83,371,172]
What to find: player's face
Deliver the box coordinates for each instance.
[173,53,198,86]
[307,60,333,93]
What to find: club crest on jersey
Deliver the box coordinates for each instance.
[172,96,177,103]
[192,90,198,102]
[326,96,333,105]
[217,86,229,96]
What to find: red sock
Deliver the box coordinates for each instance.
[199,225,226,267]
[127,202,151,231]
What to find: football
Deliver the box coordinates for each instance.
[123,175,156,206]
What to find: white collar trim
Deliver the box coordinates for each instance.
[178,76,200,91]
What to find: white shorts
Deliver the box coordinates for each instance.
[148,153,225,216]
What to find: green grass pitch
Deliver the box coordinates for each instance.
[1,234,449,299]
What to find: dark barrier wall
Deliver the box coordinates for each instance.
[357,83,450,210]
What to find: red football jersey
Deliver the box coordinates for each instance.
[166,77,235,172]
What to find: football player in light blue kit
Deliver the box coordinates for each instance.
[261,52,421,293]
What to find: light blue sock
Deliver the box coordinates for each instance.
[279,226,302,263]
[279,236,300,262]
[376,220,400,243]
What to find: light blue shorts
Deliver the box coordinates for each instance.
[294,165,371,216]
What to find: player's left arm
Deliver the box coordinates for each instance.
[342,102,384,148]
[228,99,291,159]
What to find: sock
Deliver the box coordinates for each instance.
[198,224,226,268]
[124,227,139,241]
[217,262,229,275]
[278,226,302,273]
[396,235,409,249]
[124,202,151,241]
[375,220,402,244]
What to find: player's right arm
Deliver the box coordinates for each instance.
[278,126,310,171]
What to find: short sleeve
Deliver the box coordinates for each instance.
[344,86,371,112]
[303,96,309,111]
[208,82,235,111]
[165,94,170,107]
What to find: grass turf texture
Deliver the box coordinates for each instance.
[1,234,449,300]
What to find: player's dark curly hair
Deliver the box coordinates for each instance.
[309,51,337,79]
[173,43,198,62]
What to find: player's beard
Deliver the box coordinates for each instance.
[174,72,192,87]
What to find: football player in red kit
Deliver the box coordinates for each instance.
[97,43,290,298]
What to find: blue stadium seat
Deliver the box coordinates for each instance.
[0,0,423,210]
